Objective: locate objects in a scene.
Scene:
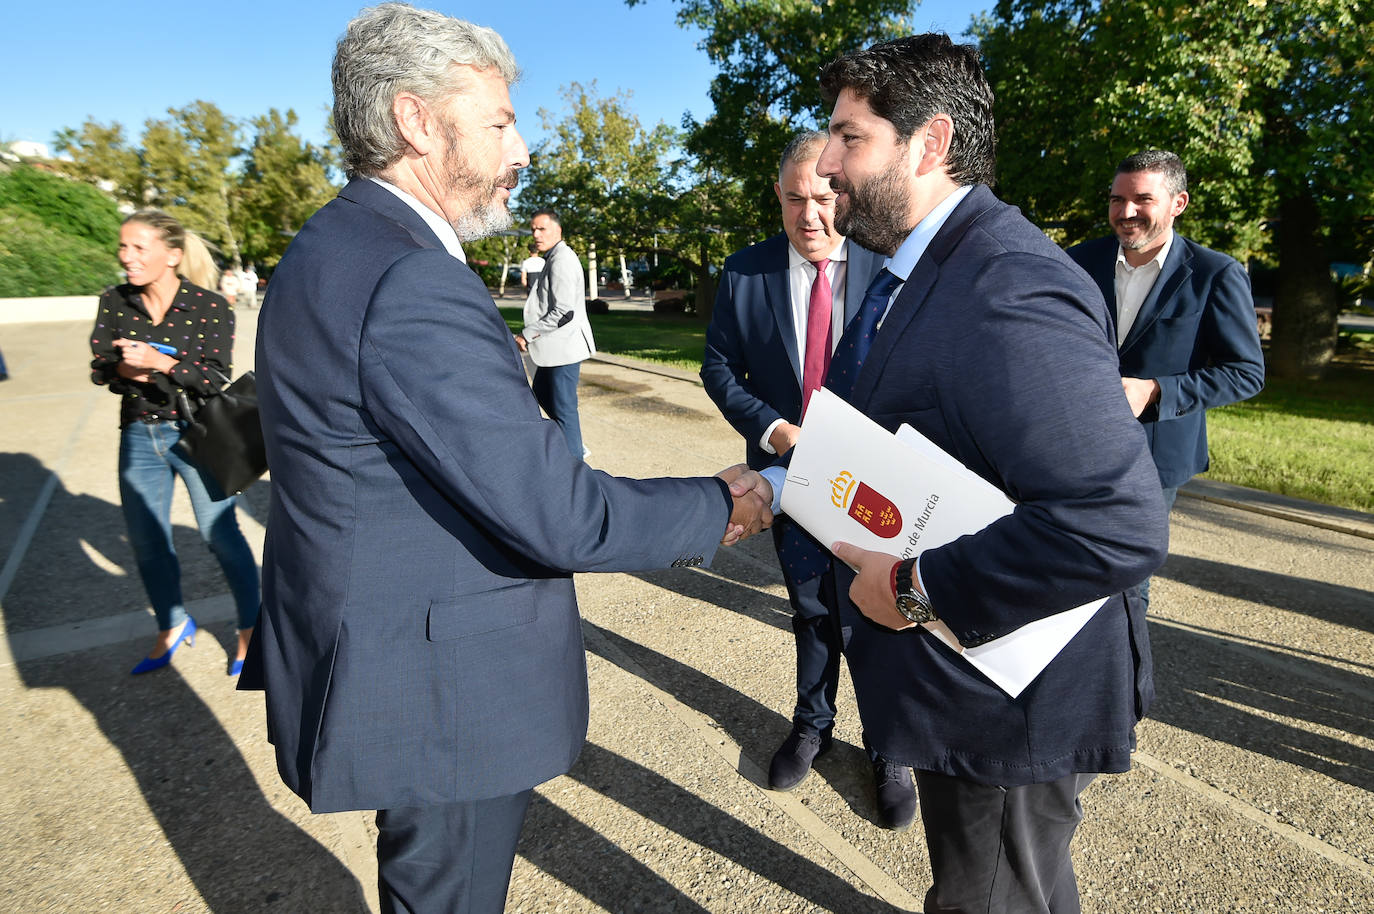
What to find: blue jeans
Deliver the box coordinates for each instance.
[531,362,585,458]
[118,421,260,632]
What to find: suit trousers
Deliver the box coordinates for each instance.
[775,532,842,734]
[376,789,533,914]
[531,362,585,458]
[915,769,1096,914]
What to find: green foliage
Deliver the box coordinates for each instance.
[0,163,120,245]
[0,205,122,297]
[522,82,682,261]
[634,0,913,239]
[234,108,338,268]
[53,102,340,272]
[975,0,1374,377]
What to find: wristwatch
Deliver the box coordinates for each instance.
[894,558,937,624]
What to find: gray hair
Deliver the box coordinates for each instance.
[332,3,520,178]
[778,130,827,181]
[1116,150,1187,197]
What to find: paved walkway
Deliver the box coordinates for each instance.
[1,313,1371,912]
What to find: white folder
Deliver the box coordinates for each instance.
[780,388,1105,698]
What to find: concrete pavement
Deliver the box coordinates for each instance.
[1,311,1371,912]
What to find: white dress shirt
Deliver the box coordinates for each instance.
[758,240,849,453]
[1112,232,1174,347]
[369,177,467,263]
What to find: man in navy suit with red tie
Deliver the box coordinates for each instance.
[772,36,1171,911]
[702,131,916,829]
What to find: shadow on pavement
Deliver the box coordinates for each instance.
[1148,621,1374,791]
[1159,553,1374,634]
[3,453,364,912]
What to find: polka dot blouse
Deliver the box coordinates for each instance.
[89,281,236,427]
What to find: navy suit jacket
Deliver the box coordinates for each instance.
[701,233,885,471]
[242,179,732,813]
[834,185,1169,786]
[1066,235,1264,488]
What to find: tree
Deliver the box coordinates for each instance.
[53,120,145,204]
[234,108,338,268]
[632,0,911,238]
[975,0,1374,379]
[142,101,242,264]
[522,83,680,263]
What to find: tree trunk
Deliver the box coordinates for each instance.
[1270,191,1342,380]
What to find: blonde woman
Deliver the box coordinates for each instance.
[90,209,260,676]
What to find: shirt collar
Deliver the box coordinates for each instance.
[369,176,467,263]
[1115,230,1173,273]
[786,237,848,269]
[884,184,975,281]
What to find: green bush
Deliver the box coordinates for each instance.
[0,165,120,246]
[0,207,123,297]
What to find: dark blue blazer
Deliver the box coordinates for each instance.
[1066,235,1265,488]
[701,233,885,471]
[242,179,732,813]
[834,185,1169,786]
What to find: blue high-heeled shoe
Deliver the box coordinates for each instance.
[228,658,244,677]
[130,616,197,675]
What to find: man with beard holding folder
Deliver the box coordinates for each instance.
[761,35,1168,912]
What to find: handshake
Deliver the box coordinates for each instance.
[716,464,775,546]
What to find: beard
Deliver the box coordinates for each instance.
[1113,218,1166,252]
[440,121,517,242]
[832,152,914,257]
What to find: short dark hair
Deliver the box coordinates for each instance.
[1116,150,1187,197]
[531,207,560,225]
[819,34,996,187]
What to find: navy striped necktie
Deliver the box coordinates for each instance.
[779,267,903,584]
[824,268,902,402]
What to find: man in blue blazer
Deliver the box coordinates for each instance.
[239,7,770,912]
[775,36,1169,911]
[702,131,916,829]
[1067,150,1264,612]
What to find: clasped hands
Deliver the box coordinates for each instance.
[715,464,774,546]
[112,338,176,383]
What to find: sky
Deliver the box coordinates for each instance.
[3,0,989,156]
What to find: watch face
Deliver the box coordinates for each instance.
[896,592,935,624]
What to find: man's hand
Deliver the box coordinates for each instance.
[831,542,914,631]
[716,464,774,545]
[1121,377,1160,418]
[113,339,175,375]
[768,421,801,456]
[514,334,528,353]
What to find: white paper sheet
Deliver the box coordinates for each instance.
[781,388,1105,697]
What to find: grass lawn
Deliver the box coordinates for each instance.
[501,304,1374,513]
[1204,333,1374,512]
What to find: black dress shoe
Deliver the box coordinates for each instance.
[873,757,917,831]
[767,726,833,791]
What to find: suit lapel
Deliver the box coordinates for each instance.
[761,235,802,384]
[851,186,998,407]
[844,243,883,324]
[338,178,447,253]
[1120,236,1192,354]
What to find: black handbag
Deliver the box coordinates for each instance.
[174,368,267,496]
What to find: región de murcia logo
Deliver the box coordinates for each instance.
[829,471,902,538]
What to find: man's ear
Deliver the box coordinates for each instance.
[914,114,954,177]
[393,92,437,157]
[1171,190,1190,218]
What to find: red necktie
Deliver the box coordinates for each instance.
[800,258,832,414]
